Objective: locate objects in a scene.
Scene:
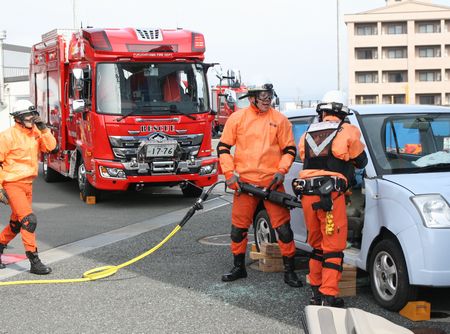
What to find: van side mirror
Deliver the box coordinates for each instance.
[72,69,84,91]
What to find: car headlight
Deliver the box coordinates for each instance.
[411,194,450,228]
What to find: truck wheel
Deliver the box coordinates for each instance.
[78,159,100,202]
[42,154,65,182]
[369,238,417,311]
[181,182,203,198]
[253,209,277,252]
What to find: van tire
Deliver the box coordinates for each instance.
[253,209,277,252]
[369,238,417,311]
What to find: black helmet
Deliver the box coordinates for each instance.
[239,83,274,100]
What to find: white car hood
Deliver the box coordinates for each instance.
[383,173,450,199]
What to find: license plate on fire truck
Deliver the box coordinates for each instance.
[146,143,177,157]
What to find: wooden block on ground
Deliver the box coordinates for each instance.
[259,242,282,258]
[337,286,356,297]
[249,251,267,260]
[85,196,96,205]
[258,257,284,272]
[251,243,257,252]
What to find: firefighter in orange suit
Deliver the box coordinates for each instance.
[217,83,302,287]
[295,91,367,307]
[0,100,56,274]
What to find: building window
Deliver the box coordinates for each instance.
[417,94,441,105]
[355,23,377,36]
[384,22,407,34]
[384,47,407,59]
[417,21,440,33]
[383,71,407,83]
[356,95,378,104]
[417,70,441,82]
[355,48,378,60]
[446,93,450,106]
[382,95,406,104]
[356,72,378,83]
[417,46,441,58]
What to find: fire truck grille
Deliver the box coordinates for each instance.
[135,29,163,41]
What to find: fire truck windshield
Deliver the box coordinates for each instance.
[96,62,209,116]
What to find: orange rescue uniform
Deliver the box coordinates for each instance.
[298,115,365,296]
[219,104,297,257]
[0,124,56,252]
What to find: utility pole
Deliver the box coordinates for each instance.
[0,30,6,107]
[73,0,78,29]
[336,0,341,91]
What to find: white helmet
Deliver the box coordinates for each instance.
[10,100,38,117]
[316,90,350,118]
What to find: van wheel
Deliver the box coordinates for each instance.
[253,209,277,252]
[369,238,417,311]
[181,182,203,198]
[78,158,100,202]
[42,154,65,182]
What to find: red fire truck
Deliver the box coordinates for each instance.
[211,70,248,135]
[30,28,218,201]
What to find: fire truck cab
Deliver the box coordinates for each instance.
[30,28,218,201]
[211,69,249,135]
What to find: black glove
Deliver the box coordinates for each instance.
[0,188,9,205]
[225,173,241,191]
[270,172,285,189]
[32,116,47,131]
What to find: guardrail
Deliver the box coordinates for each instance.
[4,66,28,78]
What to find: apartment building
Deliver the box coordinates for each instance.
[345,0,450,105]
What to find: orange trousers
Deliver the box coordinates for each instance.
[301,192,347,296]
[230,186,296,258]
[0,182,37,252]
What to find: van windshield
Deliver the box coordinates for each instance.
[95,62,209,116]
[360,113,450,174]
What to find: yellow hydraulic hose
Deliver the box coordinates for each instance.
[0,225,181,286]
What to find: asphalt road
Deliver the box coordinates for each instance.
[0,169,449,333]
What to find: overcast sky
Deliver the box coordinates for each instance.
[2,0,450,101]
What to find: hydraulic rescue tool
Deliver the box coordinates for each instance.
[0,181,225,286]
[237,181,301,210]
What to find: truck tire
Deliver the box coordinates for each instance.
[181,182,203,198]
[253,209,277,252]
[369,237,418,311]
[42,154,66,182]
[77,158,100,202]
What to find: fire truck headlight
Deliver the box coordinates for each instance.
[199,163,217,175]
[99,166,127,179]
[411,194,450,228]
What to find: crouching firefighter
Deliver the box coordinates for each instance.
[217,83,302,287]
[295,91,367,307]
[0,100,57,274]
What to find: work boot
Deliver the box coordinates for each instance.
[321,294,345,308]
[222,253,247,282]
[0,243,6,269]
[25,251,52,275]
[283,256,303,287]
[309,285,322,305]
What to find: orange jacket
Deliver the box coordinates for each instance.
[219,104,295,186]
[0,124,57,184]
[298,115,365,181]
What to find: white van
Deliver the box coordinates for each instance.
[253,104,450,311]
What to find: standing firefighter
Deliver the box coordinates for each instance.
[217,83,302,287]
[0,100,56,274]
[296,91,367,307]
